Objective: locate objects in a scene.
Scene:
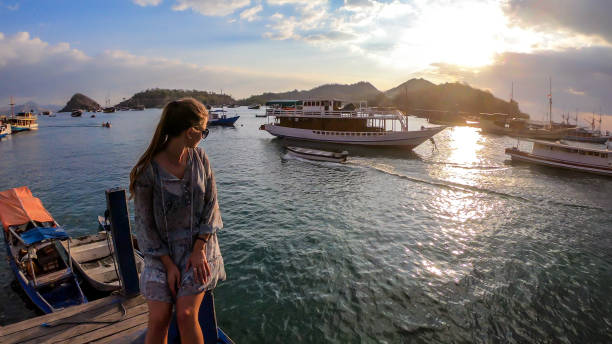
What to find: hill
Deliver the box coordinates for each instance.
[384,78,435,99]
[59,93,101,112]
[115,89,235,109]
[238,81,388,106]
[0,101,61,114]
[388,80,528,123]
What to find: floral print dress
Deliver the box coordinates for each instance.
[133,147,225,303]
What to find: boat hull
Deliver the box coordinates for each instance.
[564,135,610,144]
[505,147,612,176]
[264,124,445,148]
[286,146,347,163]
[208,116,239,126]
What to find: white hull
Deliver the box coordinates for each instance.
[13,123,38,130]
[506,148,612,176]
[0,124,11,135]
[264,124,444,148]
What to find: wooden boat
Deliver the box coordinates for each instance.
[0,186,87,313]
[9,112,38,131]
[208,111,240,126]
[71,109,83,117]
[103,107,116,113]
[60,231,144,292]
[262,99,446,148]
[286,146,348,163]
[505,139,612,176]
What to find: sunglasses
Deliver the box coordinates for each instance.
[201,128,209,140]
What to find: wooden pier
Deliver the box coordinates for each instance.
[0,294,148,343]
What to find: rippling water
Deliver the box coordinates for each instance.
[1,109,611,343]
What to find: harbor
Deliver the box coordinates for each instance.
[1,108,611,342]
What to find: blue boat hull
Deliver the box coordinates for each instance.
[0,133,7,139]
[208,116,239,126]
[4,239,87,314]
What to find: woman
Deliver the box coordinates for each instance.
[129,98,225,344]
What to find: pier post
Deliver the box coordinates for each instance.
[105,187,140,297]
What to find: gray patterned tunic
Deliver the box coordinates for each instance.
[133,147,225,303]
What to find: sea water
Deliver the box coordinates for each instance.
[0,109,611,343]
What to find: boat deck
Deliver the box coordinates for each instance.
[0,294,148,344]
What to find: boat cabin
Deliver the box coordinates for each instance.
[532,140,611,167]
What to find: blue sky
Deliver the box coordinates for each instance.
[1,0,611,127]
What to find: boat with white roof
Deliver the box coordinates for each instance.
[286,146,348,163]
[505,139,612,176]
[260,99,445,148]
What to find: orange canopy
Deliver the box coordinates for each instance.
[0,186,55,232]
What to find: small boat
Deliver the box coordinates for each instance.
[90,114,96,118]
[0,123,11,138]
[101,122,112,128]
[41,111,51,116]
[208,112,240,126]
[248,104,260,110]
[71,109,83,117]
[0,186,88,313]
[59,230,144,292]
[103,107,116,113]
[286,146,348,163]
[255,113,267,118]
[505,139,612,176]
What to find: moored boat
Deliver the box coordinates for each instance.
[0,186,88,313]
[505,139,612,176]
[59,231,144,292]
[0,122,11,138]
[103,107,116,113]
[287,146,348,163]
[248,104,261,110]
[10,111,39,131]
[208,110,239,126]
[261,99,446,148]
[71,109,83,117]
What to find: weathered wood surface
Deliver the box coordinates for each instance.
[0,295,148,344]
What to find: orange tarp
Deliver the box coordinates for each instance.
[0,186,54,232]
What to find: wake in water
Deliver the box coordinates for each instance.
[347,159,605,211]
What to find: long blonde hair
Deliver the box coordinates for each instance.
[129,97,208,198]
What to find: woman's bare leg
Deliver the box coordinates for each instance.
[145,300,173,344]
[176,292,205,344]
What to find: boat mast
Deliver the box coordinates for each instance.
[10,96,14,119]
[548,77,552,129]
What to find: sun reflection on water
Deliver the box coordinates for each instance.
[447,126,484,166]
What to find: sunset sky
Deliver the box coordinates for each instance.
[0,0,611,127]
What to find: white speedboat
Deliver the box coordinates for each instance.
[261,99,446,148]
[0,122,11,138]
[505,139,612,176]
[286,146,348,163]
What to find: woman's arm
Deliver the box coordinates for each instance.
[196,149,223,236]
[133,166,170,257]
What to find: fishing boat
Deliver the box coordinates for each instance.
[208,110,240,126]
[505,139,612,176]
[261,99,446,148]
[0,122,11,138]
[0,186,87,313]
[59,231,144,292]
[287,146,348,163]
[71,109,83,117]
[10,112,39,131]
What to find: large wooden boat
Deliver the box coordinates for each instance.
[261,99,445,148]
[60,231,144,292]
[505,139,612,176]
[0,186,87,313]
[9,112,38,131]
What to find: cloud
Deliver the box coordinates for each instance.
[239,4,262,22]
[132,0,162,6]
[425,46,612,124]
[172,0,250,16]
[0,31,323,104]
[505,0,612,44]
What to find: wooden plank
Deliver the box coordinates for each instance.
[1,296,145,343]
[29,303,148,344]
[56,313,148,344]
[91,322,147,344]
[0,295,122,336]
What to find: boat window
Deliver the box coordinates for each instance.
[594,152,600,157]
[602,153,608,158]
[587,151,593,156]
[579,150,585,155]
